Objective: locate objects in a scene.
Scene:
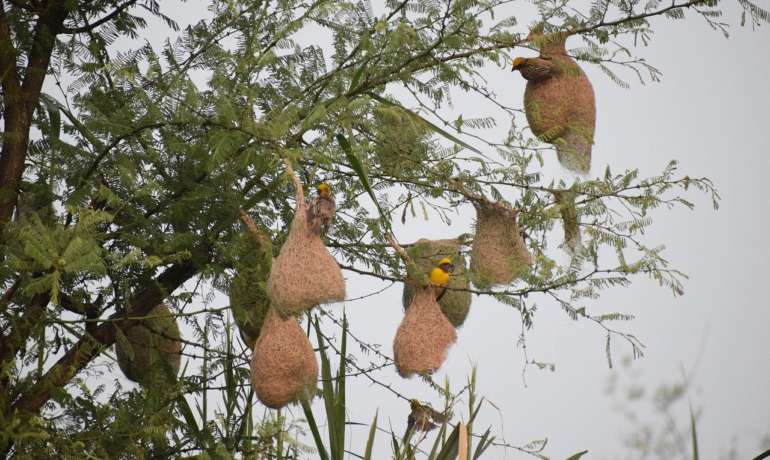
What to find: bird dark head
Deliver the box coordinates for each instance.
[317,183,331,198]
[437,257,454,273]
[409,399,421,410]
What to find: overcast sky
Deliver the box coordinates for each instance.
[88,1,770,458]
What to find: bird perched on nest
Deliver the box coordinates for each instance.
[511,27,596,174]
[429,257,454,302]
[405,399,450,439]
[307,182,335,235]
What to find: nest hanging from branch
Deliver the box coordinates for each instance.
[250,308,318,409]
[553,189,581,254]
[393,286,457,377]
[402,238,472,327]
[115,303,182,385]
[266,163,345,316]
[229,264,270,349]
[513,29,596,174]
[229,213,273,348]
[470,200,532,288]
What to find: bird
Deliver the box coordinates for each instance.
[404,399,450,439]
[511,29,596,174]
[429,257,454,302]
[307,182,336,235]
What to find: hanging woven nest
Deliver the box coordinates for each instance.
[229,266,270,349]
[512,29,596,174]
[394,286,457,377]
[266,164,345,316]
[229,222,272,348]
[402,238,472,327]
[115,303,182,385]
[470,200,532,288]
[250,308,318,409]
[553,189,581,254]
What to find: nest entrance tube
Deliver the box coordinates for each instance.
[402,238,472,327]
[266,164,345,317]
[470,200,532,289]
[250,308,318,409]
[394,286,457,377]
[115,303,182,385]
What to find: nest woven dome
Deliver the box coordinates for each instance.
[394,286,457,377]
[519,32,596,174]
[250,308,318,409]
[470,201,532,288]
[267,179,345,316]
[115,303,182,385]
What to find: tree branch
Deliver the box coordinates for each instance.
[0,2,22,98]
[60,0,138,34]
[0,0,69,226]
[9,260,199,416]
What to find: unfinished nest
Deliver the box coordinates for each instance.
[267,168,345,316]
[250,308,318,409]
[402,238,472,327]
[229,227,272,348]
[229,267,270,348]
[470,200,532,288]
[394,286,457,377]
[115,303,181,385]
[516,31,596,174]
[372,105,431,178]
[553,189,581,254]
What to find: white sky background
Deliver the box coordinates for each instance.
[71,1,770,458]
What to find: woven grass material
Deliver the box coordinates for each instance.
[250,308,318,409]
[115,303,181,385]
[401,238,471,327]
[229,267,269,348]
[470,200,532,288]
[229,228,272,348]
[517,31,596,174]
[553,189,581,254]
[394,286,457,378]
[266,170,345,316]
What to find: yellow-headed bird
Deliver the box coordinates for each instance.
[429,257,454,302]
[307,182,336,235]
[405,399,450,439]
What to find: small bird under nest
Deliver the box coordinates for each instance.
[429,257,454,302]
[307,182,336,235]
[404,399,450,440]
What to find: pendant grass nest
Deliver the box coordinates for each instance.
[394,286,457,377]
[115,303,182,385]
[266,164,345,316]
[229,223,272,348]
[250,308,318,409]
[402,238,472,327]
[553,189,581,254]
[229,264,270,349]
[470,200,532,288]
[512,27,596,174]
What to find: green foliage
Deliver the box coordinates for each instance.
[0,0,758,457]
